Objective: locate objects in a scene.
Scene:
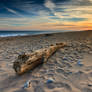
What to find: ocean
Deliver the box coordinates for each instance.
[0,30,73,37]
[0,31,52,37]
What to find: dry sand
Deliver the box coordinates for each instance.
[0,30,92,92]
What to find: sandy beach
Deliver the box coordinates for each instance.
[0,30,92,92]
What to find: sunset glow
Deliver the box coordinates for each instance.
[0,0,92,31]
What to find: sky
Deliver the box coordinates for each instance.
[0,0,92,31]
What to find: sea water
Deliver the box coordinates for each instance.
[0,30,72,37]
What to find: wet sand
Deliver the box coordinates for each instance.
[0,30,92,92]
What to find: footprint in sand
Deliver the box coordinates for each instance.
[34,85,45,92]
[55,82,72,90]
[45,81,72,92]
[82,88,92,92]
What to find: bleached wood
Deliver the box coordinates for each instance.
[13,43,66,75]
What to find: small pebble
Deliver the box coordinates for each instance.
[62,57,68,61]
[88,84,92,87]
[77,60,83,66]
[46,78,54,84]
[22,80,31,89]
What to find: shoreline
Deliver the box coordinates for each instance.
[0,30,91,43]
[0,30,87,38]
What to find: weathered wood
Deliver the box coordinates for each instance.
[13,43,66,75]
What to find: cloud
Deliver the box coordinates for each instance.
[58,0,92,6]
[44,0,92,22]
[0,0,92,31]
[44,0,64,19]
[44,0,56,11]
[6,8,17,14]
[74,0,92,6]
[42,22,75,27]
[5,7,24,17]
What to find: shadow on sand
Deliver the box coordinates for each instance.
[0,64,43,92]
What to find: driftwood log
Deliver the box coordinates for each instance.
[13,43,66,75]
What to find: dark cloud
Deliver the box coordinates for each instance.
[78,0,92,6]
[66,18,87,22]
[54,8,66,12]
[53,0,70,3]
[66,0,92,6]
